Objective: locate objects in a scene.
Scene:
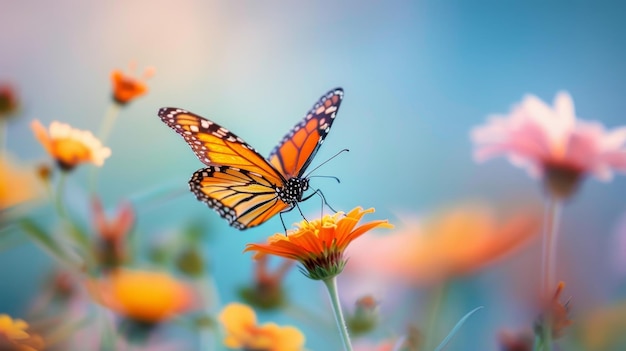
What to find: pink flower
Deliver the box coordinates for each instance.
[472,92,626,197]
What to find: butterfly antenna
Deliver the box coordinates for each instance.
[308,175,341,183]
[304,148,349,178]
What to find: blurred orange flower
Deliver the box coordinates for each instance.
[0,314,44,351]
[92,197,135,268]
[535,281,572,339]
[218,302,305,351]
[346,203,540,285]
[245,207,393,280]
[0,83,20,118]
[0,155,43,212]
[30,120,111,171]
[240,253,294,310]
[111,62,154,105]
[88,269,196,324]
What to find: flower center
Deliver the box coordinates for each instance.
[52,138,92,170]
[543,161,585,199]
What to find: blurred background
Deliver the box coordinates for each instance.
[2,1,626,350]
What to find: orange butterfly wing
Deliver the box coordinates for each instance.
[268,88,343,178]
[159,108,289,229]
[189,166,289,229]
[158,88,343,230]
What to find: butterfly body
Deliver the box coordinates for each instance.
[159,88,343,230]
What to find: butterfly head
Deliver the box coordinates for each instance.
[277,177,310,205]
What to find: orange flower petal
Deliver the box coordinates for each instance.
[245,207,392,280]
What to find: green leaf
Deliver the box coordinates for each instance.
[434,306,484,351]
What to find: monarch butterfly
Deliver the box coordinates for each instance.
[158,88,344,230]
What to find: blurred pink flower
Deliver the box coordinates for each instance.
[472,92,626,197]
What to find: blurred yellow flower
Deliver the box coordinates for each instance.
[346,203,540,285]
[0,314,44,351]
[30,120,111,171]
[218,302,305,351]
[0,155,43,211]
[580,300,626,350]
[111,63,154,105]
[245,207,393,280]
[88,269,195,324]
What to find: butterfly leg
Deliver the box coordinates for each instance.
[279,212,288,234]
[279,205,309,236]
[294,202,309,223]
[302,188,338,215]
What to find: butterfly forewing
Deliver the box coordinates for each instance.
[268,88,344,179]
[158,108,285,185]
[190,166,289,229]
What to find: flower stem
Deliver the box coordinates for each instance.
[55,172,68,218]
[323,276,353,351]
[54,172,90,256]
[98,102,122,144]
[424,281,449,350]
[90,102,121,193]
[540,196,562,350]
[0,119,6,156]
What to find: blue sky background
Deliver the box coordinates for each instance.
[2,1,626,350]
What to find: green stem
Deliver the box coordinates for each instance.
[54,172,90,256]
[539,197,562,351]
[0,119,6,156]
[323,276,353,351]
[197,276,221,351]
[98,102,122,144]
[424,281,449,350]
[90,102,121,193]
[55,172,68,218]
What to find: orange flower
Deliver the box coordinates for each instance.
[245,207,393,280]
[30,120,111,171]
[0,314,44,351]
[111,63,154,105]
[240,253,294,310]
[88,269,196,324]
[535,281,572,339]
[218,303,305,351]
[346,203,540,285]
[0,155,43,212]
[92,197,135,268]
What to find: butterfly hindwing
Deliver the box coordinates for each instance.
[268,88,344,178]
[190,166,290,229]
[158,107,285,185]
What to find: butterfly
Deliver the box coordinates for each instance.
[158,88,344,230]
